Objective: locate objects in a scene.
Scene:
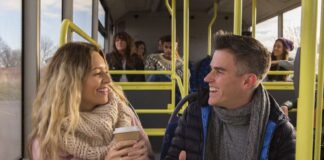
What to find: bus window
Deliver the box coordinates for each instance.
[283,6,301,59]
[0,0,22,159]
[73,0,92,41]
[256,16,278,51]
[40,0,62,66]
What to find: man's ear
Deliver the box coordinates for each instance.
[243,74,258,89]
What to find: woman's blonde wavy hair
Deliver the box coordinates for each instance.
[28,42,128,160]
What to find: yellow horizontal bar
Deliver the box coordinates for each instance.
[262,82,294,90]
[144,128,166,136]
[289,107,324,113]
[290,109,297,112]
[109,70,172,75]
[267,71,294,75]
[115,82,173,90]
[136,109,174,114]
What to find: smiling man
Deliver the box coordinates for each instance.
[165,33,296,160]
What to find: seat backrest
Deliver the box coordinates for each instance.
[196,55,211,90]
[168,92,198,124]
[160,92,198,160]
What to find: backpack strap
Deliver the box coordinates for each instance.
[201,105,211,160]
[260,120,277,160]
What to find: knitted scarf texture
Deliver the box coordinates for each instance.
[206,85,271,160]
[60,89,133,160]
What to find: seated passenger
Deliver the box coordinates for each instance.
[267,38,294,81]
[145,35,184,81]
[154,36,164,54]
[165,33,295,160]
[129,40,146,81]
[106,32,144,82]
[134,40,147,61]
[29,42,153,160]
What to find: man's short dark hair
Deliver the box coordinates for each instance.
[161,35,179,44]
[161,35,171,44]
[214,33,271,80]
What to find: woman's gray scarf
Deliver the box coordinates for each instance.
[206,85,271,160]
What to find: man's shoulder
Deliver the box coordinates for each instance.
[148,53,162,58]
[268,96,295,148]
[186,101,201,112]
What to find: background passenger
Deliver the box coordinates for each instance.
[154,36,164,53]
[28,42,153,160]
[106,32,143,82]
[135,40,147,60]
[145,35,184,81]
[267,38,294,81]
[130,40,146,81]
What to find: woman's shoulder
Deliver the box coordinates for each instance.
[31,138,41,160]
[105,52,115,61]
[106,51,116,57]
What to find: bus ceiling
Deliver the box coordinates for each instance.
[103,0,300,26]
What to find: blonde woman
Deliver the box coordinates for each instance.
[28,42,154,160]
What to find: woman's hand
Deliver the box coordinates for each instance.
[127,139,149,160]
[105,140,137,160]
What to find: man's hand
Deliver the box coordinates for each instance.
[281,105,289,116]
[179,150,186,160]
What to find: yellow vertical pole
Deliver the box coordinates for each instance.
[171,0,176,109]
[60,19,70,46]
[164,0,176,109]
[208,1,217,56]
[251,0,256,38]
[183,0,189,96]
[164,0,172,14]
[233,0,242,35]
[314,0,324,159]
[171,0,176,108]
[296,0,318,159]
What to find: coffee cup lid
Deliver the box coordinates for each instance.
[113,126,140,134]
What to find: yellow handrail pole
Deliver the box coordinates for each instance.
[60,19,99,47]
[60,19,70,46]
[296,0,318,159]
[175,75,185,98]
[314,0,324,159]
[208,0,218,56]
[267,70,294,75]
[251,0,256,38]
[183,0,189,97]
[233,0,242,35]
[164,0,172,14]
[165,0,176,109]
[171,0,176,109]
